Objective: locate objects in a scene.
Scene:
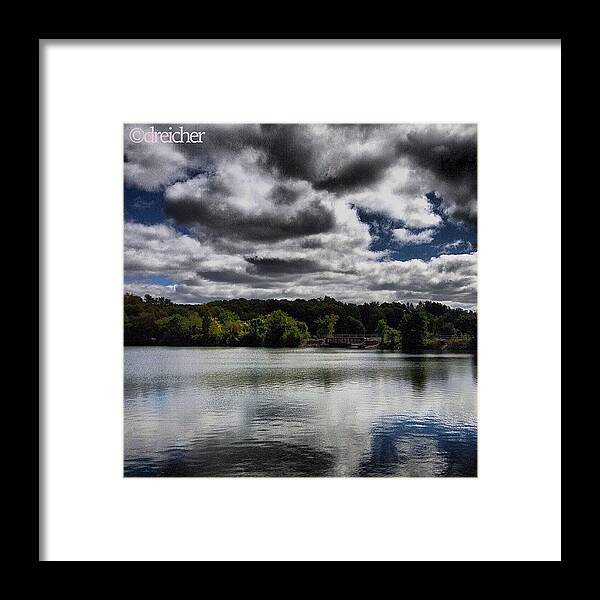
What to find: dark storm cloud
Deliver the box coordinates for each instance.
[127,125,477,225]
[165,189,336,243]
[124,222,477,307]
[178,124,317,181]
[195,269,264,285]
[253,124,398,193]
[396,131,477,182]
[252,124,477,227]
[184,124,392,191]
[300,238,325,250]
[269,184,302,205]
[132,123,477,230]
[395,126,477,226]
[124,124,477,307]
[255,124,318,181]
[313,153,395,193]
[245,256,322,276]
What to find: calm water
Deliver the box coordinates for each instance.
[124,347,477,477]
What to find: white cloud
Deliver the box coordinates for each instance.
[343,162,443,228]
[392,227,436,245]
[438,239,474,254]
[123,124,477,307]
[124,126,189,191]
[124,222,477,308]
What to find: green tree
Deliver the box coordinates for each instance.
[361,302,385,333]
[335,315,365,334]
[315,314,339,337]
[124,293,144,305]
[207,316,224,344]
[222,318,244,345]
[376,319,401,349]
[125,310,162,344]
[156,314,192,345]
[438,320,458,337]
[376,318,388,339]
[187,312,204,343]
[243,316,268,346]
[263,310,308,347]
[124,294,476,352]
[401,309,429,350]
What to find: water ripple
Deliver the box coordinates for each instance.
[124,347,477,477]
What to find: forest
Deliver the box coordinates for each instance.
[124,294,477,352]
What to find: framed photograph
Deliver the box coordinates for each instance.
[123,123,478,478]
[41,40,561,561]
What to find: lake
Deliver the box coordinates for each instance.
[124,347,477,477]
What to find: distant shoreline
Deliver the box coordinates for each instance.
[125,294,477,353]
[124,342,475,354]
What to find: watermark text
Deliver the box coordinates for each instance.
[129,126,206,144]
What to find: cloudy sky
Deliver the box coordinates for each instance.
[124,124,477,309]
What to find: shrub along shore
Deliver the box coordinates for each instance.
[125,294,476,353]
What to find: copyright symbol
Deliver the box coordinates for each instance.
[129,128,145,144]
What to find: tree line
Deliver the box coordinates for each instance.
[125,294,476,351]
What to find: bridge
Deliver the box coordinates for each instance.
[320,334,382,348]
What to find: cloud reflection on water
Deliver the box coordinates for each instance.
[125,347,477,477]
